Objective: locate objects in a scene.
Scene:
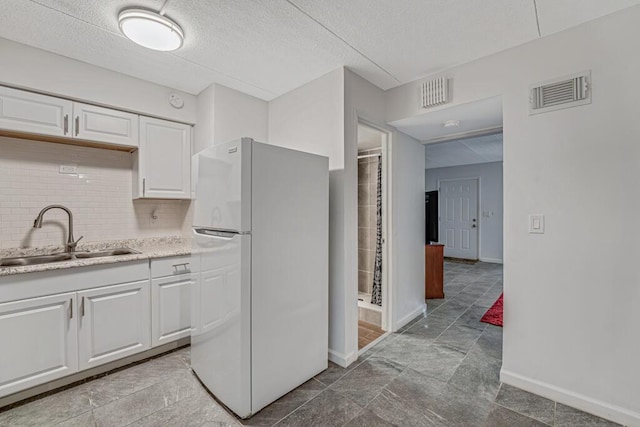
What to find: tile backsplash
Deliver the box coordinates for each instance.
[0,136,191,249]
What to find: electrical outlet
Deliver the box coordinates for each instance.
[59,164,77,174]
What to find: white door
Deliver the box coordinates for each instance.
[73,102,139,147]
[193,138,251,232]
[440,178,479,259]
[138,116,191,199]
[77,280,150,370]
[190,230,251,418]
[0,86,72,137]
[151,275,192,347]
[0,293,78,398]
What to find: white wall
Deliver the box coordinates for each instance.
[425,161,503,263]
[0,38,196,124]
[269,69,345,169]
[267,69,347,363]
[392,131,426,327]
[0,137,189,249]
[386,6,640,425]
[194,83,268,154]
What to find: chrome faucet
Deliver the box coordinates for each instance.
[33,205,83,253]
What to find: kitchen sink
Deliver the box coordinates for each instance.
[0,248,140,267]
[74,248,140,258]
[0,253,74,267]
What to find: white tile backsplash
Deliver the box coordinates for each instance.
[0,136,191,249]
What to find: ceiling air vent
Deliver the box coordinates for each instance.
[529,71,591,115]
[421,77,448,109]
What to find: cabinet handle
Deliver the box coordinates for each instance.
[75,116,79,136]
[142,178,146,197]
[63,114,69,134]
[81,296,85,317]
[173,262,190,273]
[69,298,73,319]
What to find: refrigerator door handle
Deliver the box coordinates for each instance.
[194,228,243,239]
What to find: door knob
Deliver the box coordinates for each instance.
[472,224,477,228]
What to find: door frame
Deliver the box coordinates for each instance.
[437,176,481,260]
[355,117,393,349]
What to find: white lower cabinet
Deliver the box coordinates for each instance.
[78,280,150,370]
[150,256,194,347]
[151,275,192,346]
[0,293,78,397]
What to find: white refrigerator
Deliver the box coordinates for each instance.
[190,138,329,418]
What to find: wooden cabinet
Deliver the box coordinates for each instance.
[425,244,444,299]
[0,86,72,137]
[73,102,139,147]
[77,280,150,370]
[0,292,78,397]
[134,117,191,199]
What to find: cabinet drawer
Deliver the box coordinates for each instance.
[151,256,192,278]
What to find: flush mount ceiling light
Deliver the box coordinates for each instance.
[118,8,184,51]
[443,120,461,128]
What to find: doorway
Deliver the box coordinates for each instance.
[356,122,389,351]
[438,177,479,260]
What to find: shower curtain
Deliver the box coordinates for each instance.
[371,156,383,306]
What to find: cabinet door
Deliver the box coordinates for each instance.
[138,116,191,199]
[0,293,77,398]
[77,280,150,370]
[73,102,139,147]
[0,86,72,137]
[151,274,192,347]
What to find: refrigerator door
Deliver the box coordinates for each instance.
[193,138,252,232]
[190,228,252,418]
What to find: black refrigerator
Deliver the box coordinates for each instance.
[425,191,438,244]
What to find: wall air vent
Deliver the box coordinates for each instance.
[529,71,591,115]
[421,77,448,109]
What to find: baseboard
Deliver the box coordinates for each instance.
[328,348,358,368]
[500,369,640,426]
[479,257,503,264]
[395,303,426,331]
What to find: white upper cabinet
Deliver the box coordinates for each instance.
[73,102,139,147]
[0,292,78,398]
[0,86,72,137]
[135,116,191,199]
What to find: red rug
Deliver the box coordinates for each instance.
[480,293,503,327]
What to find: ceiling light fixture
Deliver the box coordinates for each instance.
[118,8,184,51]
[443,120,460,128]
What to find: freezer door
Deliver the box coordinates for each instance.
[193,138,252,232]
[190,229,252,418]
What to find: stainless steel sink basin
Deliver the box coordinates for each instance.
[0,248,140,267]
[0,253,74,267]
[75,248,140,258]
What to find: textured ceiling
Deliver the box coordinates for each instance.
[426,133,503,169]
[0,0,638,100]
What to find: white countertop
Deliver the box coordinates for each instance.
[0,236,191,277]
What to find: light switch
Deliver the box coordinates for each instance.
[59,164,77,174]
[529,214,545,234]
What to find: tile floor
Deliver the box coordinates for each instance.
[0,262,622,426]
